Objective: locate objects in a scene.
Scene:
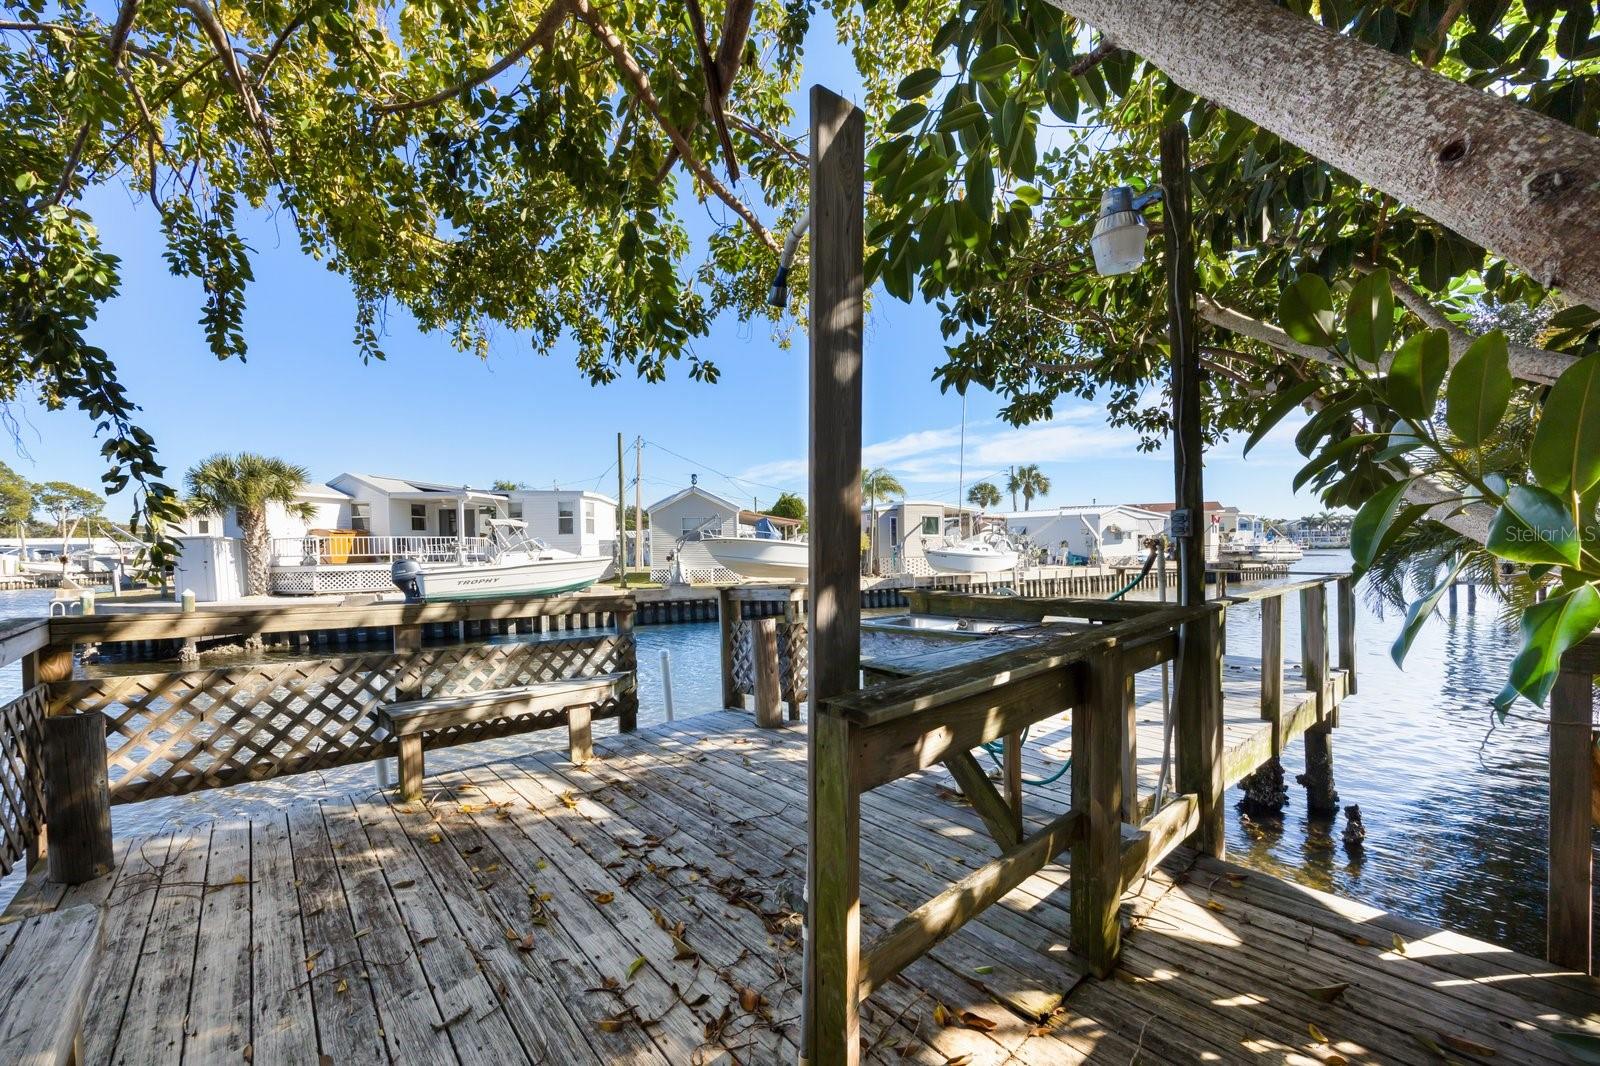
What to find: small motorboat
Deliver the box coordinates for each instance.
[925,531,1020,575]
[390,519,610,602]
[701,517,807,581]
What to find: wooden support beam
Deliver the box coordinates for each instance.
[616,607,638,733]
[751,617,783,728]
[1336,576,1357,697]
[1071,642,1125,977]
[1301,584,1329,723]
[1120,792,1199,889]
[1162,122,1205,611]
[43,713,113,885]
[718,588,741,710]
[1003,731,1023,839]
[942,748,1020,850]
[567,704,593,764]
[1549,654,1594,973]
[804,83,865,1066]
[859,808,1083,1001]
[398,735,424,801]
[1177,608,1225,857]
[1260,594,1284,750]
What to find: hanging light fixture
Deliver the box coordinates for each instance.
[1090,185,1164,276]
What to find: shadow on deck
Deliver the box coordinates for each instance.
[6,709,1596,1064]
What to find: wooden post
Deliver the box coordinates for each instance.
[1177,608,1225,856]
[1071,642,1124,976]
[805,84,864,1066]
[1003,732,1024,837]
[1163,123,1204,613]
[718,588,742,710]
[617,607,638,733]
[393,623,422,653]
[397,735,424,801]
[752,617,783,728]
[1301,584,1329,720]
[568,704,594,764]
[1336,576,1357,697]
[785,595,803,722]
[1549,645,1595,973]
[1260,594,1284,746]
[44,713,113,885]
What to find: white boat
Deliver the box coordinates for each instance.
[390,519,610,602]
[701,534,808,580]
[925,531,1020,575]
[1219,527,1305,564]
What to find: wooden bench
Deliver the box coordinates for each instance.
[376,673,626,800]
[0,905,103,1065]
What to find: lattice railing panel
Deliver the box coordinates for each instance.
[0,684,46,876]
[58,634,634,804]
[729,620,807,703]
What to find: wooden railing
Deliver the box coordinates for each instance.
[717,584,807,724]
[0,593,636,882]
[1550,634,1599,974]
[805,597,1221,1063]
[269,534,490,566]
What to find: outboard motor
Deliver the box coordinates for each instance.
[391,558,425,602]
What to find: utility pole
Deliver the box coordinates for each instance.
[634,436,643,577]
[616,432,628,588]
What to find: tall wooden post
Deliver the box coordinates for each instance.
[718,588,741,710]
[804,85,864,1066]
[44,713,113,884]
[1549,641,1595,973]
[1072,642,1126,976]
[1164,122,1224,857]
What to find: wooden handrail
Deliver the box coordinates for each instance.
[0,618,50,673]
[904,589,1170,622]
[1220,572,1352,604]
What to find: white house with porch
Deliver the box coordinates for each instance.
[645,482,802,583]
[997,503,1168,566]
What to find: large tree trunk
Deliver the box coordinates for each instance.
[240,508,271,596]
[1052,0,1600,308]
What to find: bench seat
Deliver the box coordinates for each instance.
[0,905,103,1065]
[377,673,626,798]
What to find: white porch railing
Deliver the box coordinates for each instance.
[269,535,490,567]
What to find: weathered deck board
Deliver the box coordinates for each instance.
[6,710,1596,1065]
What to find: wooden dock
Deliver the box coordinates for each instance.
[6,709,1595,1064]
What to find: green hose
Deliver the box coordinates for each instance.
[973,541,1160,787]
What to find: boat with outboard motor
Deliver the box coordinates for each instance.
[700,516,808,580]
[390,519,610,602]
[924,529,1021,575]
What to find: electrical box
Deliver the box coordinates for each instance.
[1170,507,1193,537]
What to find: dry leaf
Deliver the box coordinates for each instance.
[517,934,535,952]
[335,978,349,994]
[427,832,442,844]
[1326,1055,1349,1065]
[1204,899,1227,913]
[973,965,993,975]
[560,791,579,810]
[932,1002,952,1028]
[959,1011,997,1033]
[1391,933,1408,955]
[1299,982,1350,1003]
[739,987,760,1012]
[671,934,697,960]
[1308,1022,1329,1045]
[505,928,522,941]
[944,1056,973,1066]
[231,874,246,885]
[593,891,615,905]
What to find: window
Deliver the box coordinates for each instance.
[351,503,370,532]
[584,502,596,534]
[196,518,211,534]
[410,504,426,532]
[921,516,940,535]
[558,501,574,535]
[509,503,522,520]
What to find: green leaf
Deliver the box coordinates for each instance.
[937,101,986,132]
[1278,275,1336,348]
[1374,429,1425,462]
[1486,484,1580,567]
[896,68,942,99]
[1530,355,1600,495]
[13,171,37,192]
[1444,331,1512,447]
[1385,329,1449,420]
[1292,433,1384,493]
[969,44,1020,81]
[1244,379,1322,456]
[1012,184,1042,207]
[1391,555,1469,667]
[885,103,927,134]
[1344,269,1394,364]
[1497,584,1600,710]
[1350,479,1413,570]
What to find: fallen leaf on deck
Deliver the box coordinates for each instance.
[303,949,323,972]
[1298,982,1350,1003]
[593,891,615,905]
[517,934,535,952]
[231,874,246,885]
[739,987,760,1012]
[1440,1033,1495,1056]
[335,978,348,994]
[671,934,698,960]
[943,1055,973,1065]
[427,833,442,844]
[932,1002,952,1028]
[959,1011,996,1033]
[627,955,647,979]
[1391,933,1408,955]
[1351,934,1374,947]
[505,928,522,941]
[560,791,579,809]
[1308,1022,1328,1045]
[1204,900,1227,913]
[973,965,993,975]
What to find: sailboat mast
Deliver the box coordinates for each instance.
[956,393,966,537]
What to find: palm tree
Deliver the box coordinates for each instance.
[966,482,1001,510]
[860,467,905,575]
[1008,464,1051,511]
[186,453,315,596]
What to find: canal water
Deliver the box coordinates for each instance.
[0,569,1589,962]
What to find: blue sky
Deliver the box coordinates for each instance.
[15,12,1317,523]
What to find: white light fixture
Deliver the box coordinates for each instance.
[1090,186,1164,276]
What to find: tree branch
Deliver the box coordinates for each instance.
[570,0,776,253]
[370,0,567,115]
[177,0,274,160]
[684,0,738,181]
[1379,268,1575,385]
[727,113,805,168]
[656,0,754,182]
